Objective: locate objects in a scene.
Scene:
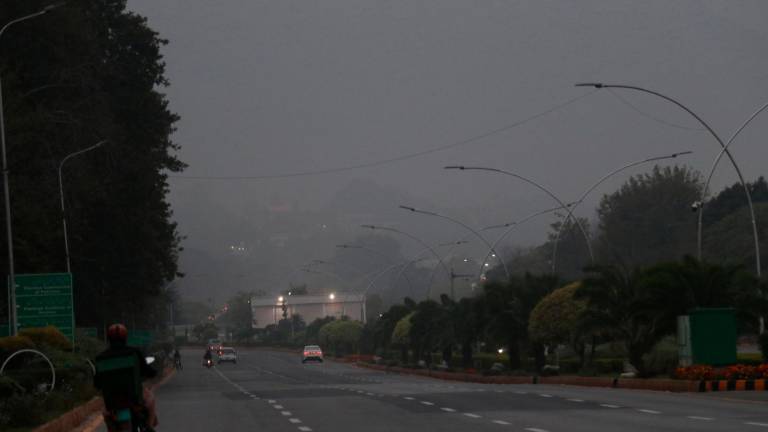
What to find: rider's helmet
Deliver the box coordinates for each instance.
[106,323,128,347]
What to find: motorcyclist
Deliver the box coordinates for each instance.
[173,348,182,370]
[203,347,213,366]
[94,323,159,430]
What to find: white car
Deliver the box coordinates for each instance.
[218,347,237,364]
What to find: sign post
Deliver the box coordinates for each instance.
[14,273,74,343]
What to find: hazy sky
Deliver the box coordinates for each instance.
[127,0,768,300]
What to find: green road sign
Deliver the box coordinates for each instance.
[15,273,74,342]
[0,324,9,337]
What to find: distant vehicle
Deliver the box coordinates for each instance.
[302,345,323,363]
[207,338,222,351]
[218,347,238,364]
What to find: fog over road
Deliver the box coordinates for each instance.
[103,348,768,432]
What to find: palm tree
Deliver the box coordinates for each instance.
[577,264,669,377]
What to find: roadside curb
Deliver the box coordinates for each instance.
[355,362,764,393]
[32,366,176,432]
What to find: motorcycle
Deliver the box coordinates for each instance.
[203,358,213,368]
[102,356,157,432]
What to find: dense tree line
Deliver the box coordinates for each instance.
[370,258,766,376]
[0,1,182,330]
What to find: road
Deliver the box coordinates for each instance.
[114,348,768,431]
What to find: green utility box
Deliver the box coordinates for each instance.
[678,308,737,366]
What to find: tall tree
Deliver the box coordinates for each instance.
[0,1,184,329]
[595,165,701,268]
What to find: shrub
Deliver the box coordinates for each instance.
[675,365,715,380]
[19,326,71,351]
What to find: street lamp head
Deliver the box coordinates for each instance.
[399,205,416,212]
[671,150,693,158]
[444,166,465,170]
[360,224,377,230]
[329,293,335,300]
[43,2,67,12]
[574,82,604,88]
[278,296,284,302]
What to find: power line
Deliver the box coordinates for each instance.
[170,90,597,181]
[607,89,705,132]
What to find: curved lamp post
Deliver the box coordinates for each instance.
[576,83,760,279]
[551,150,692,272]
[445,166,594,269]
[59,140,107,273]
[360,224,451,281]
[697,102,768,261]
[398,205,511,280]
[1,2,66,335]
[480,202,577,277]
[335,244,414,291]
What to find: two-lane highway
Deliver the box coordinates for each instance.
[116,348,768,431]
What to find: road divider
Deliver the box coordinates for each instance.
[356,362,767,393]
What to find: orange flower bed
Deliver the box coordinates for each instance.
[675,364,768,380]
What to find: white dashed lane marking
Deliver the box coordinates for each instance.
[273,405,284,409]
[746,422,768,427]
[421,401,435,406]
[567,398,584,403]
[404,396,415,400]
[525,428,549,432]
[493,420,511,425]
[289,418,302,424]
[538,394,553,398]
[600,404,620,409]
[637,409,661,415]
[281,411,292,416]
[441,407,456,412]
[687,416,714,421]
[463,413,482,418]
[298,427,312,432]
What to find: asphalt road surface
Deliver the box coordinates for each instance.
[103,348,768,431]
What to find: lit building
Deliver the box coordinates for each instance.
[250,293,366,328]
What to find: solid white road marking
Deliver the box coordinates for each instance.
[688,416,714,421]
[567,399,584,403]
[493,420,511,425]
[289,418,302,424]
[421,401,435,406]
[464,413,482,418]
[600,404,620,408]
[441,407,456,412]
[745,422,768,427]
[637,409,661,414]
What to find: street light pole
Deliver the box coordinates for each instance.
[1,2,66,335]
[480,202,577,276]
[58,140,106,273]
[360,224,451,281]
[575,83,761,280]
[398,205,511,280]
[697,102,768,263]
[445,166,594,267]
